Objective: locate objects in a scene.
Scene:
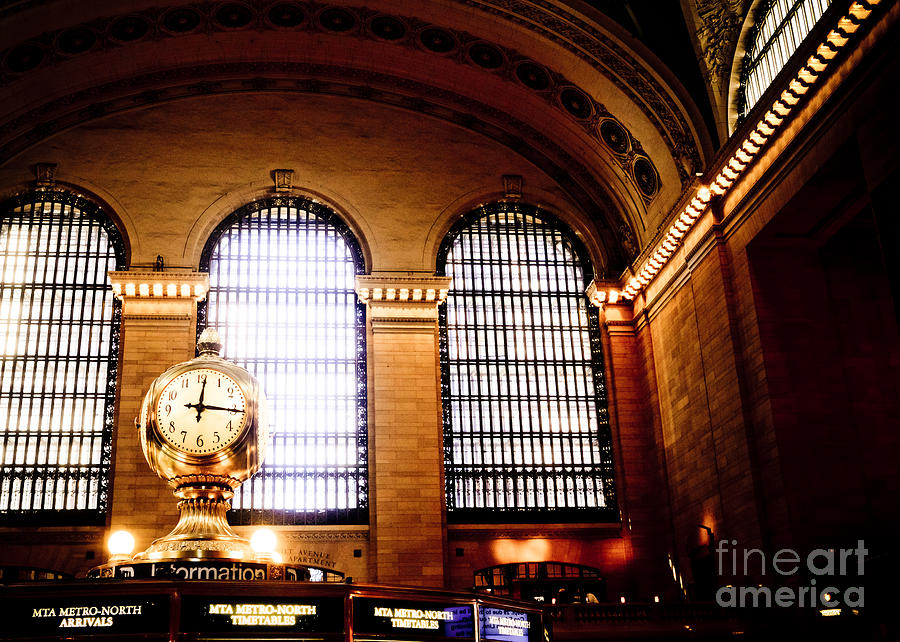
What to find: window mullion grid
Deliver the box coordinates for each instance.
[552,227,578,509]
[76,212,99,509]
[485,214,510,510]
[32,205,54,512]
[537,224,564,509]
[503,221,528,510]
[458,246,472,511]
[572,263,595,505]
[9,207,28,510]
[233,214,248,512]
[441,206,615,521]
[742,0,831,117]
[0,195,118,522]
[474,223,488,509]
[446,253,464,510]
[326,224,336,519]
[46,205,69,511]
[269,206,280,519]
[519,214,547,510]
[0,213,15,511]
[313,210,322,522]
[71,211,90,509]
[257,207,269,518]
[21,203,43,511]
[60,204,81,509]
[88,225,113,511]
[18,200,40,510]
[291,209,301,521]
[462,224,483,509]
[510,221,527,510]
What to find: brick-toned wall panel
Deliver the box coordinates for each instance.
[110,316,197,551]
[370,324,445,586]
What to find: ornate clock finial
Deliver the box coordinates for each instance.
[197,327,222,356]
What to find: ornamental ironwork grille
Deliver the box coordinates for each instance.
[0,191,124,526]
[199,197,367,525]
[738,0,831,119]
[438,203,616,523]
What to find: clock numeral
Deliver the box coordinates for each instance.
[168,421,175,434]
[198,374,207,383]
[196,435,204,448]
[180,430,187,444]
[165,404,172,416]
[181,378,190,389]
[217,378,222,388]
[213,432,220,444]
[226,420,233,431]
[226,386,234,398]
[168,390,177,400]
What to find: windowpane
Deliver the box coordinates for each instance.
[438,204,616,522]
[0,192,122,525]
[200,197,367,525]
[739,0,832,119]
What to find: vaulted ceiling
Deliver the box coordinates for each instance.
[0,0,720,273]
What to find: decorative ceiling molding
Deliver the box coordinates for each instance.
[455,0,707,182]
[0,1,660,208]
[691,0,751,87]
[0,60,638,270]
[0,1,698,266]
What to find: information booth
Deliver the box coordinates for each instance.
[1,580,548,642]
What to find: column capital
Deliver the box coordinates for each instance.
[108,270,209,320]
[355,274,452,331]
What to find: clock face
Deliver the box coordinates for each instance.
[155,368,248,456]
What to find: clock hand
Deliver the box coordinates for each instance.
[184,400,208,421]
[202,404,244,414]
[187,378,208,422]
[197,378,206,415]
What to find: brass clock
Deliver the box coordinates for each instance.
[134,328,268,561]
[155,368,247,456]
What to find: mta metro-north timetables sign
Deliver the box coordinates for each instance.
[353,597,475,638]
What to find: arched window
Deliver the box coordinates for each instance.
[199,197,366,525]
[0,191,124,525]
[739,0,831,119]
[438,203,616,523]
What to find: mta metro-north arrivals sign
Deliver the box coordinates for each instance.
[7,595,169,637]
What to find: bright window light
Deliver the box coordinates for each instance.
[438,204,616,521]
[201,198,367,525]
[740,0,832,118]
[0,193,122,524]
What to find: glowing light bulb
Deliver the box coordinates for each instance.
[108,530,134,556]
[107,530,135,564]
[250,528,277,555]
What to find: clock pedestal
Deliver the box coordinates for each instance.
[134,478,254,561]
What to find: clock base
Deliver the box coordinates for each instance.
[133,483,254,562]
